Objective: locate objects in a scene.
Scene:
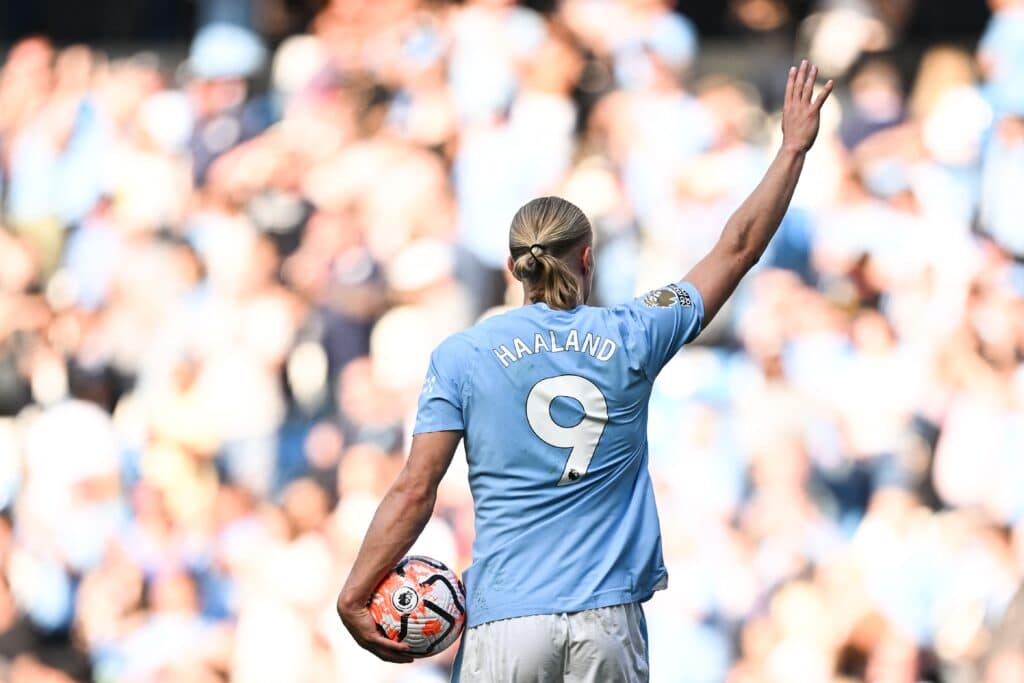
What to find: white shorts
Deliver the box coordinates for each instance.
[452,603,649,683]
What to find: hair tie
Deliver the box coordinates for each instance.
[529,244,545,259]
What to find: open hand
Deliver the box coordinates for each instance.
[337,598,415,664]
[782,60,834,153]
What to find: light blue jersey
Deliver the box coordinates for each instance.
[414,281,704,628]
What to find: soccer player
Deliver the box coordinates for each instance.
[338,61,833,680]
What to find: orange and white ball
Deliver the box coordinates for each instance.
[368,555,466,656]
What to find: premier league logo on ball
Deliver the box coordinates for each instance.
[391,585,420,613]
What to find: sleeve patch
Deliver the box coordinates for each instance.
[642,283,692,308]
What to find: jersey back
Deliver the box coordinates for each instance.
[414,281,704,627]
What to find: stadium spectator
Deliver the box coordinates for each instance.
[0,1,1020,681]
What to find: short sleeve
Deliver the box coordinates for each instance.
[413,338,466,435]
[624,281,704,379]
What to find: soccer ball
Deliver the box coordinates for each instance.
[368,555,466,656]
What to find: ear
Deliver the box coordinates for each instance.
[507,255,518,280]
[580,245,594,275]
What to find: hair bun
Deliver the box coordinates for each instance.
[508,196,591,310]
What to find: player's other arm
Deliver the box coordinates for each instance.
[684,60,833,326]
[336,430,462,663]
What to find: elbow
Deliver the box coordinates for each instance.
[403,488,436,512]
[715,237,759,271]
[719,218,754,259]
[720,233,747,258]
[391,473,437,512]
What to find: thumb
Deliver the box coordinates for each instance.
[813,79,835,110]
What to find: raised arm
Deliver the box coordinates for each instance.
[336,430,462,663]
[685,60,833,326]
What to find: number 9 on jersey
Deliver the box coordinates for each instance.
[526,375,609,486]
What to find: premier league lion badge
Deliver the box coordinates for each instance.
[642,283,692,308]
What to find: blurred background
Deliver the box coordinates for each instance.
[0,0,1022,681]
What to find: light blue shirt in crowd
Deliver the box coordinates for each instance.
[980,7,1024,115]
[414,281,704,627]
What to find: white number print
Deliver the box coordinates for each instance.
[526,375,609,486]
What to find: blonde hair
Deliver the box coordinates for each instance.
[509,196,592,310]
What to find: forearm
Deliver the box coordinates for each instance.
[683,61,830,327]
[717,144,806,267]
[337,480,436,609]
[335,432,460,662]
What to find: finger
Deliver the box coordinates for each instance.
[813,79,835,109]
[794,59,808,101]
[360,635,415,663]
[804,64,818,102]
[374,651,413,663]
[785,65,796,104]
[372,647,415,664]
[365,631,413,656]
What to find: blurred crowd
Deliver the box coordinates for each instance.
[0,0,1023,681]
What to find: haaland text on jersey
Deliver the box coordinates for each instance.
[491,329,618,368]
